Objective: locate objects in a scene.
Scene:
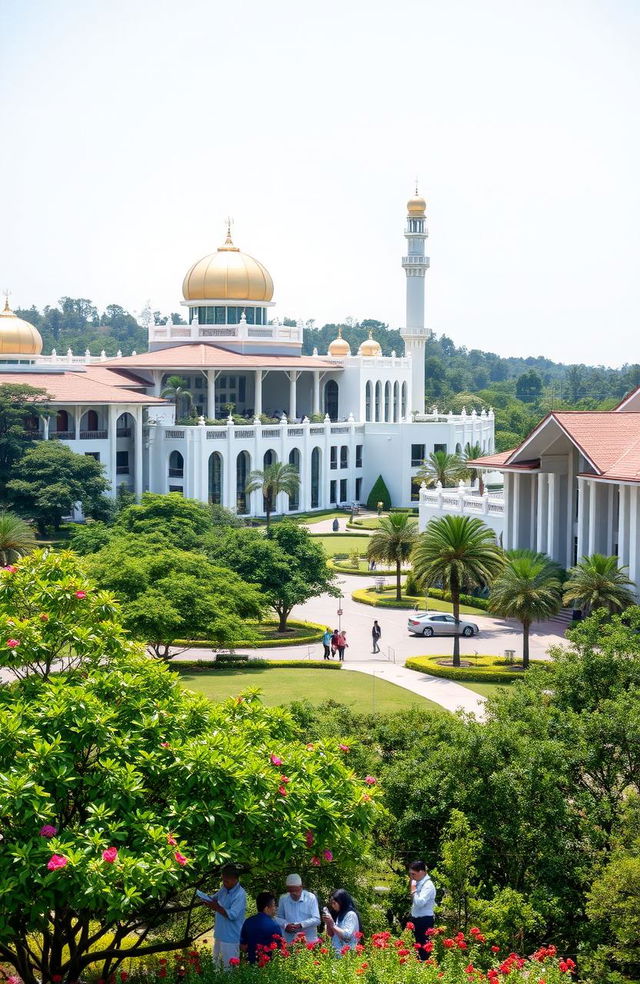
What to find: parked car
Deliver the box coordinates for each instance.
[407,612,479,637]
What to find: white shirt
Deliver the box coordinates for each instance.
[331,910,359,953]
[411,875,436,917]
[276,889,321,942]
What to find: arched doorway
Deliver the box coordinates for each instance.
[208,452,223,504]
[288,448,300,510]
[236,450,251,514]
[311,447,321,509]
[324,380,339,421]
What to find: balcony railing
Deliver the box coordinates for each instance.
[116,427,132,437]
[80,430,108,440]
[51,431,75,440]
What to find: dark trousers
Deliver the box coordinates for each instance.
[413,915,434,959]
[372,635,380,653]
[323,644,331,660]
[338,646,346,662]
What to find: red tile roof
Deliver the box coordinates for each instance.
[102,344,339,371]
[0,368,166,404]
[466,451,513,468]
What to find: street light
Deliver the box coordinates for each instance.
[337,593,344,632]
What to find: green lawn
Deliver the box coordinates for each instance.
[178,667,445,714]
[350,515,418,530]
[313,534,370,556]
[459,680,513,698]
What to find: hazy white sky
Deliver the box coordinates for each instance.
[2,0,639,365]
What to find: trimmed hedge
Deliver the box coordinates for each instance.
[309,531,371,538]
[405,654,539,684]
[172,659,342,672]
[329,558,399,576]
[352,587,487,615]
[174,619,326,649]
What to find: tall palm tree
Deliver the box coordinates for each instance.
[416,450,466,488]
[488,549,563,669]
[0,511,36,565]
[412,515,504,666]
[367,512,418,601]
[563,554,636,616]
[245,461,300,529]
[463,442,485,494]
[161,376,193,420]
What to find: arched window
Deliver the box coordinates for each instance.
[208,452,223,505]
[365,381,372,422]
[384,381,392,422]
[116,412,133,437]
[311,447,321,509]
[236,451,251,514]
[85,409,99,432]
[263,449,277,468]
[169,450,184,478]
[288,448,300,510]
[401,383,407,419]
[455,443,462,455]
[324,380,339,421]
[393,382,399,422]
[56,410,69,433]
[374,381,382,422]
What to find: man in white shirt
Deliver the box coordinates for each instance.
[276,873,321,942]
[408,859,436,960]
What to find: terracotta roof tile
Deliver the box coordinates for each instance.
[102,343,338,371]
[0,368,166,404]
[551,412,640,472]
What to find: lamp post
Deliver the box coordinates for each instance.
[337,593,344,632]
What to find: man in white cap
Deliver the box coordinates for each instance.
[276,874,321,943]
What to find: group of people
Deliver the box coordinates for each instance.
[203,859,436,968]
[321,620,383,660]
[203,867,362,967]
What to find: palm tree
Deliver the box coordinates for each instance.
[563,554,636,616]
[416,450,466,488]
[161,376,193,420]
[0,511,36,565]
[463,442,485,494]
[245,461,300,529]
[412,515,504,666]
[488,549,563,669]
[367,512,418,601]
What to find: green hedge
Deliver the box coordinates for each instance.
[309,531,371,538]
[174,620,326,649]
[352,587,487,615]
[172,659,342,672]
[405,654,537,684]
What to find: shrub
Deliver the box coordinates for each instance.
[174,620,326,649]
[366,475,392,510]
[172,659,342,672]
[405,654,537,684]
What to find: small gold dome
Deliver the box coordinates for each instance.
[182,226,274,302]
[407,194,426,215]
[328,327,351,357]
[0,297,43,355]
[358,331,382,357]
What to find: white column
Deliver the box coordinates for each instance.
[288,371,298,421]
[565,451,575,569]
[74,406,81,440]
[108,405,118,497]
[511,473,520,548]
[255,370,263,417]
[629,485,638,589]
[529,474,536,549]
[536,473,548,553]
[618,484,628,566]
[207,371,216,419]
[43,415,50,440]
[588,479,597,556]
[503,473,512,549]
[312,372,320,416]
[606,484,615,555]
[547,473,557,561]
[134,407,143,500]
[152,371,163,397]
[576,478,587,561]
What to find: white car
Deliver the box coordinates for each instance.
[407,612,479,638]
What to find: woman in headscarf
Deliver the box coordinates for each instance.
[322,889,361,953]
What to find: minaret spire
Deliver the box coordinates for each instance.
[399,189,430,413]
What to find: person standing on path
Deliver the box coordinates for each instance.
[322,627,333,660]
[337,630,348,662]
[371,620,382,654]
[276,873,321,943]
[331,628,340,658]
[205,863,247,968]
[408,860,436,960]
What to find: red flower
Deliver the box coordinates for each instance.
[47,854,68,871]
[491,945,500,953]
[3,565,17,572]
[465,965,475,974]
[278,786,288,796]
[323,849,334,861]
[167,834,177,846]
[270,754,283,765]
[39,824,58,838]
[6,639,20,649]
[339,743,350,752]
[340,945,351,955]
[120,974,129,982]
[443,938,455,948]
[364,776,377,785]
[399,958,407,965]
[405,921,415,931]
[74,591,87,599]
[157,971,167,978]
[310,855,321,866]
[102,847,118,863]
[279,774,290,783]
[305,830,314,847]
[160,741,171,749]
[228,958,240,967]
[424,942,434,953]
[306,743,314,750]
[52,976,63,982]
[40,613,49,621]
[175,851,188,865]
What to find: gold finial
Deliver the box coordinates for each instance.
[219,216,239,252]
[369,329,373,339]
[338,326,343,337]
[3,289,11,313]
[415,177,419,195]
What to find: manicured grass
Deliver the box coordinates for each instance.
[178,667,445,714]
[459,680,513,698]
[349,515,418,530]
[313,534,371,556]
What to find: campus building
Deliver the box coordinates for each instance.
[0,192,494,516]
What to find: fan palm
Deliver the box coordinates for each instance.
[563,554,636,615]
[416,450,466,488]
[463,442,485,494]
[161,376,193,420]
[489,549,563,669]
[412,515,504,665]
[367,512,418,601]
[0,511,36,565]
[245,461,300,529]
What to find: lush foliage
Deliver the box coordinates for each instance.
[7,442,110,532]
[416,451,466,489]
[366,512,418,600]
[563,553,636,615]
[0,509,36,564]
[0,382,50,495]
[245,461,300,528]
[405,654,527,684]
[488,549,563,667]
[161,376,194,419]
[366,475,391,511]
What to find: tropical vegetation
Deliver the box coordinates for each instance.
[161,375,194,418]
[366,512,418,600]
[416,450,466,488]
[0,509,36,564]
[488,549,563,667]
[563,552,636,615]
[245,461,300,528]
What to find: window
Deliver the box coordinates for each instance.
[355,445,363,468]
[330,446,338,470]
[288,448,300,510]
[340,478,347,502]
[355,477,362,502]
[209,452,222,505]
[169,450,184,478]
[85,452,100,461]
[340,445,348,468]
[365,381,372,421]
[85,410,99,431]
[311,447,321,508]
[330,480,337,504]
[168,486,184,494]
[434,443,447,454]
[411,444,426,467]
[195,377,203,389]
[116,450,129,475]
[215,306,226,324]
[324,380,339,421]
[246,308,255,324]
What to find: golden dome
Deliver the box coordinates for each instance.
[182,226,274,302]
[407,194,426,215]
[0,297,43,355]
[358,331,382,357]
[328,327,351,357]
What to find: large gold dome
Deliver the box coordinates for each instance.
[0,298,43,355]
[328,327,351,357]
[407,194,426,215]
[358,331,382,357]
[182,228,274,302]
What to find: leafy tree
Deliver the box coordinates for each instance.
[7,442,110,533]
[85,538,264,658]
[366,512,418,601]
[366,475,392,510]
[245,461,300,529]
[161,375,193,419]
[494,429,522,452]
[563,553,637,616]
[463,442,485,493]
[207,522,339,631]
[0,554,378,984]
[564,364,585,403]
[515,369,543,402]
[488,550,563,668]
[433,809,482,932]
[412,516,504,665]
[0,510,36,564]
[416,450,466,488]
[0,382,50,495]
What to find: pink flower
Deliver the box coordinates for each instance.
[305,743,314,750]
[160,741,171,749]
[278,786,288,796]
[74,590,87,599]
[339,744,350,752]
[167,833,177,846]
[305,830,314,847]
[6,639,20,649]
[175,851,188,866]
[3,565,17,573]
[279,774,290,783]
[405,921,415,931]
[102,847,118,863]
[323,849,333,861]
[270,754,283,766]
[310,856,321,866]
[47,854,68,871]
[39,825,58,838]
[364,776,377,785]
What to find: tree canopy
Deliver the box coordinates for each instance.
[0,382,50,496]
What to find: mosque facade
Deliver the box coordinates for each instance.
[0,193,494,516]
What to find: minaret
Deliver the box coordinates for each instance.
[400,188,430,413]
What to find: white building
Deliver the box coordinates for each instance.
[0,192,494,516]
